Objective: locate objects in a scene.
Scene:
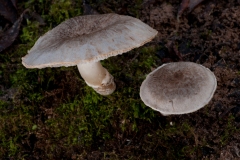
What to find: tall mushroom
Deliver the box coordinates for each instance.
[22,13,158,95]
[140,62,217,115]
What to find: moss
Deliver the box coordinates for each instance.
[220,115,239,145]
[49,0,83,24]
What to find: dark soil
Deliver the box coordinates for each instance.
[99,0,240,159]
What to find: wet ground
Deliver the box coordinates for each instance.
[142,0,240,159]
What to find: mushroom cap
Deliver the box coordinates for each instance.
[22,13,158,68]
[140,62,217,116]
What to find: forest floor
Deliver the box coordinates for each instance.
[0,0,239,159]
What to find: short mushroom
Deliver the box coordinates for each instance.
[22,13,158,95]
[140,62,217,115]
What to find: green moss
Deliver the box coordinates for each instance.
[128,0,144,18]
[49,0,82,24]
[220,115,239,145]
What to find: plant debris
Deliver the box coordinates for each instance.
[177,0,205,21]
[0,0,18,23]
[0,11,24,52]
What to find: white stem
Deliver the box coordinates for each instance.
[77,61,116,95]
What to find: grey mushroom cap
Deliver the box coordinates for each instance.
[22,13,158,68]
[140,62,217,116]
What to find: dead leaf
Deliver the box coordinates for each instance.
[0,11,24,52]
[177,0,189,21]
[0,0,18,23]
[188,0,205,12]
[177,0,205,21]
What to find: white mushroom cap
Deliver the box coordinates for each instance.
[140,62,217,116]
[22,13,158,68]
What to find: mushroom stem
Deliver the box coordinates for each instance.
[77,62,116,95]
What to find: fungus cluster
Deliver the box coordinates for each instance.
[22,13,158,95]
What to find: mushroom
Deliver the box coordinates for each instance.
[140,62,217,115]
[22,13,158,95]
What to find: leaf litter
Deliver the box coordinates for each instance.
[177,0,205,21]
[0,10,26,52]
